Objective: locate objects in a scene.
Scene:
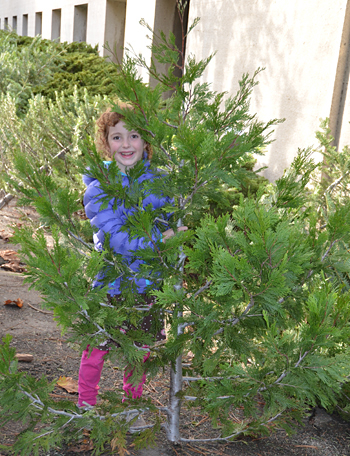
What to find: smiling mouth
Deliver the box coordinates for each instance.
[120,151,135,157]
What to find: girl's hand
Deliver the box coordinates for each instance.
[162,226,188,242]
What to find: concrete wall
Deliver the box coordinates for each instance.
[104,0,126,63]
[0,0,160,78]
[150,0,178,88]
[186,0,349,180]
[0,0,107,54]
[123,0,157,81]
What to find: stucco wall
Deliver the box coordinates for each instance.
[104,1,126,63]
[123,0,157,81]
[186,0,349,180]
[0,0,164,79]
[0,0,107,53]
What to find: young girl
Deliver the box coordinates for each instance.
[78,104,185,410]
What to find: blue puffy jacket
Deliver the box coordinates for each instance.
[83,161,172,295]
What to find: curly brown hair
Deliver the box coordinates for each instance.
[95,103,153,160]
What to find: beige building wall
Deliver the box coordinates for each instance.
[187,0,349,181]
[123,0,157,81]
[0,0,162,78]
[0,0,109,54]
[104,1,126,63]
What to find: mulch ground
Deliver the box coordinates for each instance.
[1,198,350,456]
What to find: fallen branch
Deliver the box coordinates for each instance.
[0,194,14,210]
[27,303,53,315]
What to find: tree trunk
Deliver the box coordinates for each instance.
[167,352,183,443]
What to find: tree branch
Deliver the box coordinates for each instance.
[213,295,255,336]
[324,170,350,194]
[0,193,14,210]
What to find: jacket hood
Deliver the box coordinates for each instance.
[82,173,96,186]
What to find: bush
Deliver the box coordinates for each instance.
[0,30,120,114]
[0,89,111,194]
[0,31,63,114]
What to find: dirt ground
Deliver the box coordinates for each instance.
[1,199,350,456]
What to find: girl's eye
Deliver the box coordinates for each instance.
[113,136,120,140]
[131,134,139,139]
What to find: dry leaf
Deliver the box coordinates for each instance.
[111,437,130,456]
[4,298,24,308]
[57,376,79,393]
[68,439,93,453]
[111,429,129,456]
[0,250,20,261]
[0,229,12,241]
[0,250,25,273]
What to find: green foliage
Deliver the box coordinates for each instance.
[36,49,121,101]
[0,88,110,195]
[0,31,63,114]
[0,30,118,200]
[1,1,350,453]
[0,30,120,114]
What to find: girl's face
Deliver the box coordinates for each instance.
[107,121,145,173]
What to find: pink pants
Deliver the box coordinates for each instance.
[78,346,150,407]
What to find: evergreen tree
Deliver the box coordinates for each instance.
[1,1,350,453]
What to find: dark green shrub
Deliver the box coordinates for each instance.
[0,30,120,112]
